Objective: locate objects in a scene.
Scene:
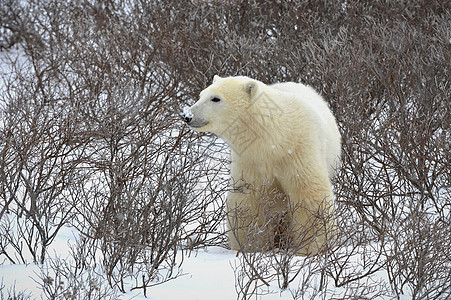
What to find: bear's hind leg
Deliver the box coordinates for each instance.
[280,176,335,256]
[289,193,335,256]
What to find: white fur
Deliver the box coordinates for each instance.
[187,76,341,255]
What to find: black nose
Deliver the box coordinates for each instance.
[183,115,192,123]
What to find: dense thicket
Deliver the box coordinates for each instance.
[1,0,449,299]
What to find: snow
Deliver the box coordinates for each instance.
[0,230,286,299]
[145,247,238,300]
[182,106,194,119]
[0,224,402,299]
[0,264,41,297]
[0,225,294,299]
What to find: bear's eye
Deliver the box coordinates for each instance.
[211,97,221,102]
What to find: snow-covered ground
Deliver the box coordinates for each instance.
[0,227,291,299]
[1,247,241,299]
[1,224,407,299]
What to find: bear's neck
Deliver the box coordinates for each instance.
[220,91,287,156]
[221,116,283,158]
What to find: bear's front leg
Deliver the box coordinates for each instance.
[226,189,274,252]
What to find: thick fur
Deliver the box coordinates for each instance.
[186,76,341,255]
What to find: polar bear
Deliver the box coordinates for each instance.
[183,75,341,255]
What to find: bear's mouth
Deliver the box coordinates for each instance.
[188,120,210,128]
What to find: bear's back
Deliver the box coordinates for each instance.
[270,82,341,177]
[270,82,329,116]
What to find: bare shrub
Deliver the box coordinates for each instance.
[0,0,29,50]
[1,0,229,293]
[1,0,449,298]
[34,255,120,300]
[0,45,84,264]
[0,279,32,300]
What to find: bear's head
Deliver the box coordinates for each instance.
[183,75,258,135]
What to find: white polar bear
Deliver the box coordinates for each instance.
[184,75,341,255]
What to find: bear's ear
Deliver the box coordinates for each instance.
[213,75,221,83]
[245,81,257,98]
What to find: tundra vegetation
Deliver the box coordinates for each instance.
[0,1,449,299]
